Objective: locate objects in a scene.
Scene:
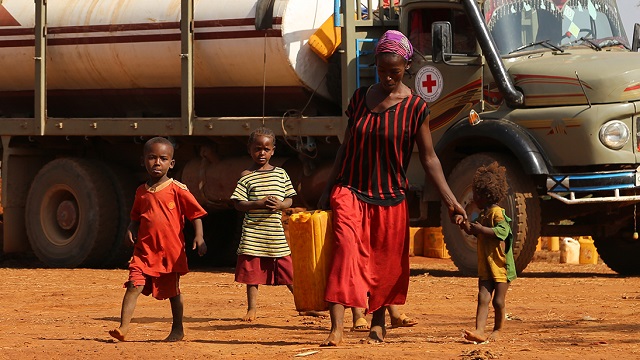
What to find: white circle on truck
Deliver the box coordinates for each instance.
[415,66,444,102]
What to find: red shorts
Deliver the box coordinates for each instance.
[127,267,180,300]
[324,185,410,312]
[235,254,294,285]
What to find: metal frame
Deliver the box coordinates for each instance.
[180,0,194,135]
[35,0,47,135]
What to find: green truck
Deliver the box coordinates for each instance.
[1,0,639,275]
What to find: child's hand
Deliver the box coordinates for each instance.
[459,219,473,235]
[125,230,136,247]
[125,223,138,247]
[192,236,207,256]
[264,195,281,211]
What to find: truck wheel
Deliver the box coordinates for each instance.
[593,224,640,275]
[25,158,119,268]
[441,153,540,276]
[101,164,139,268]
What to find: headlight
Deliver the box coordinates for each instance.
[599,120,629,150]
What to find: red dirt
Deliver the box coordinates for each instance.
[0,252,639,359]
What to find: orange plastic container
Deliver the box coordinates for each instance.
[578,236,599,264]
[423,227,450,259]
[288,210,334,311]
[308,15,341,62]
[409,227,424,257]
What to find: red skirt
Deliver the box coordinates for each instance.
[324,185,410,313]
[235,254,294,285]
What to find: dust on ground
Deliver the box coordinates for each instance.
[0,251,638,360]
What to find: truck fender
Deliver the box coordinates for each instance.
[434,118,550,176]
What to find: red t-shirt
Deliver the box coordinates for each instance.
[129,179,207,277]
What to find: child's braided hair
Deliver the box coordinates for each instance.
[248,126,276,147]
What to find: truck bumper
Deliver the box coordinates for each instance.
[546,168,640,204]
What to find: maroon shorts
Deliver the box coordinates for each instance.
[127,267,180,300]
[235,254,294,285]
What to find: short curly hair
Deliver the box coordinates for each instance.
[248,126,276,147]
[472,161,508,205]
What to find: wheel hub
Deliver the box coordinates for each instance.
[56,200,78,230]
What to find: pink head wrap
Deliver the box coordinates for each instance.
[375,30,414,60]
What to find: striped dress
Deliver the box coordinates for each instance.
[337,86,428,205]
[231,167,296,257]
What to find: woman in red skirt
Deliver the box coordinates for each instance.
[318,30,466,346]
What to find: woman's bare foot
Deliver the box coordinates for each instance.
[389,313,418,328]
[298,310,327,318]
[242,309,257,322]
[463,329,487,343]
[108,328,126,341]
[487,330,500,342]
[360,325,386,344]
[320,330,343,347]
[163,327,184,342]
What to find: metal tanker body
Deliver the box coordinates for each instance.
[0,0,335,117]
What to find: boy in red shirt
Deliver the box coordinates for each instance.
[109,136,208,342]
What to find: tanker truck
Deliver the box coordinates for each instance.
[2,0,640,276]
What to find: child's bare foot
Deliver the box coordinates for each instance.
[108,328,126,341]
[320,330,342,347]
[463,329,487,343]
[242,309,257,322]
[163,327,184,342]
[360,325,386,344]
[487,330,500,342]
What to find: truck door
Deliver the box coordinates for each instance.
[401,4,483,137]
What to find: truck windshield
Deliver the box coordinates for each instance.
[485,0,628,55]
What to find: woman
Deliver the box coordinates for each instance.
[318,30,466,346]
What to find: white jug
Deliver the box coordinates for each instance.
[559,237,580,264]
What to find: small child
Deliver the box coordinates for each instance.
[459,161,515,343]
[109,136,208,342]
[231,127,297,321]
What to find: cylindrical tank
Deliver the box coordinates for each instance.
[0,0,335,116]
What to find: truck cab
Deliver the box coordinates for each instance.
[379,0,640,274]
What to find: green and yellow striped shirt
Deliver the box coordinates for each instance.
[231,167,296,257]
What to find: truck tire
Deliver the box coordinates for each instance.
[101,164,139,268]
[441,152,540,276]
[25,158,119,268]
[593,224,640,275]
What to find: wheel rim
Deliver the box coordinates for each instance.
[40,185,79,246]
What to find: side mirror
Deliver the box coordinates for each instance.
[633,23,640,52]
[255,0,275,30]
[432,21,453,63]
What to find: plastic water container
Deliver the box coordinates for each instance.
[578,236,599,264]
[559,237,580,264]
[423,227,450,259]
[288,210,334,311]
[409,227,424,257]
[547,236,560,251]
[308,15,341,62]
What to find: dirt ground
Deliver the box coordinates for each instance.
[1,251,639,360]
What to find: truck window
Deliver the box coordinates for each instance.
[408,8,476,55]
[486,0,627,55]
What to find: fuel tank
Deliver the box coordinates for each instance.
[0,0,336,117]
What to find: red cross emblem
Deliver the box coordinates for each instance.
[422,74,438,93]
